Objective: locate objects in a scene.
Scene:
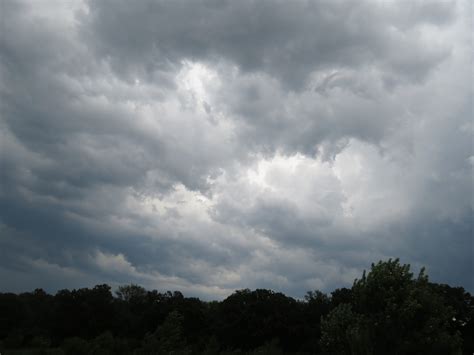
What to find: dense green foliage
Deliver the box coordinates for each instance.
[0,259,472,354]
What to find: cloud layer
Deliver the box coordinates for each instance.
[0,0,472,299]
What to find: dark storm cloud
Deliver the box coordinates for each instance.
[0,0,471,298]
[76,0,457,157]
[82,0,453,88]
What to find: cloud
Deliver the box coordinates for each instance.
[82,0,454,88]
[0,0,471,299]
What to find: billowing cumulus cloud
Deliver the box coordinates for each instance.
[0,0,472,299]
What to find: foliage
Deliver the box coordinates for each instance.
[0,259,471,354]
[321,259,464,355]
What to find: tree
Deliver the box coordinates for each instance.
[303,290,331,353]
[320,303,372,355]
[330,288,352,308]
[140,310,189,354]
[321,259,463,354]
[0,264,470,354]
[217,289,301,351]
[116,284,147,303]
[428,283,474,354]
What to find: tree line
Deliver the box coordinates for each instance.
[0,259,472,354]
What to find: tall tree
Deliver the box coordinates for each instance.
[321,259,463,354]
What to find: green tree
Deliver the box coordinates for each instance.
[320,303,372,355]
[321,259,462,354]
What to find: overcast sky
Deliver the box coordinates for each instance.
[0,0,472,299]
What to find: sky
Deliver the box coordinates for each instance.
[0,0,472,300]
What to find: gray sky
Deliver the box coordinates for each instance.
[0,0,472,299]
